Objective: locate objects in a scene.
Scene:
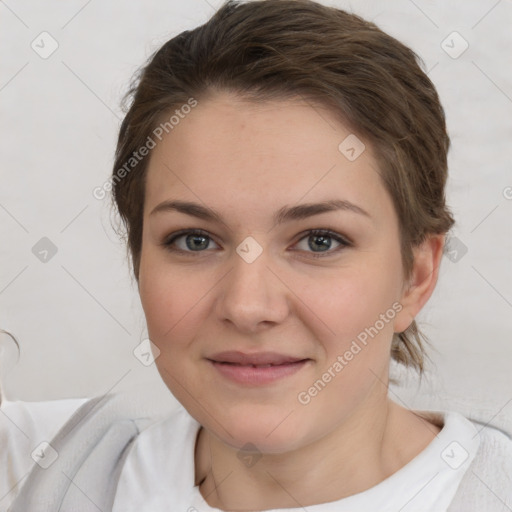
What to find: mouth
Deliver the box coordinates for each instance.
[214,361,305,368]
[206,351,311,385]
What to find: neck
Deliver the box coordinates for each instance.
[194,390,440,510]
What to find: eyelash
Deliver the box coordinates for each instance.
[160,228,352,259]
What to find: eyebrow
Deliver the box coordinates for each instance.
[150,198,371,227]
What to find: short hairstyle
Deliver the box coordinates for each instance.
[111,0,455,374]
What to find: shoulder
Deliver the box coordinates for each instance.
[113,405,200,510]
[0,396,89,451]
[120,404,199,464]
[0,397,88,509]
[1,397,89,431]
[472,419,512,468]
[5,392,178,511]
[449,419,512,509]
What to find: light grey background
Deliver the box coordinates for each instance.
[1,1,511,420]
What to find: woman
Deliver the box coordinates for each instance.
[5,0,512,510]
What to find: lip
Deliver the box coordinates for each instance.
[207,351,311,386]
[208,351,307,366]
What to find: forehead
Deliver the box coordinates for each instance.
[143,92,392,226]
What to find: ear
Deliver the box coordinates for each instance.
[393,234,446,334]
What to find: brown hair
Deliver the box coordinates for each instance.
[111,0,455,373]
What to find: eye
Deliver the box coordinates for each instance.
[292,229,351,258]
[160,228,351,258]
[161,229,220,254]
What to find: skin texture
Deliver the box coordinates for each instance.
[138,91,445,509]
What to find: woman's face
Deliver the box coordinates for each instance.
[138,92,415,453]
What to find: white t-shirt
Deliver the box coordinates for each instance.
[113,406,480,512]
[0,398,88,511]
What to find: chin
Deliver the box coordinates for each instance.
[208,407,311,454]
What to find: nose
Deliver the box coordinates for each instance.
[215,244,290,333]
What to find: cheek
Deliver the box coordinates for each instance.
[138,261,208,400]
[305,263,402,393]
[138,254,206,343]
[295,270,399,413]
[307,266,400,339]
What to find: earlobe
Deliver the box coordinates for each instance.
[393,234,446,333]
